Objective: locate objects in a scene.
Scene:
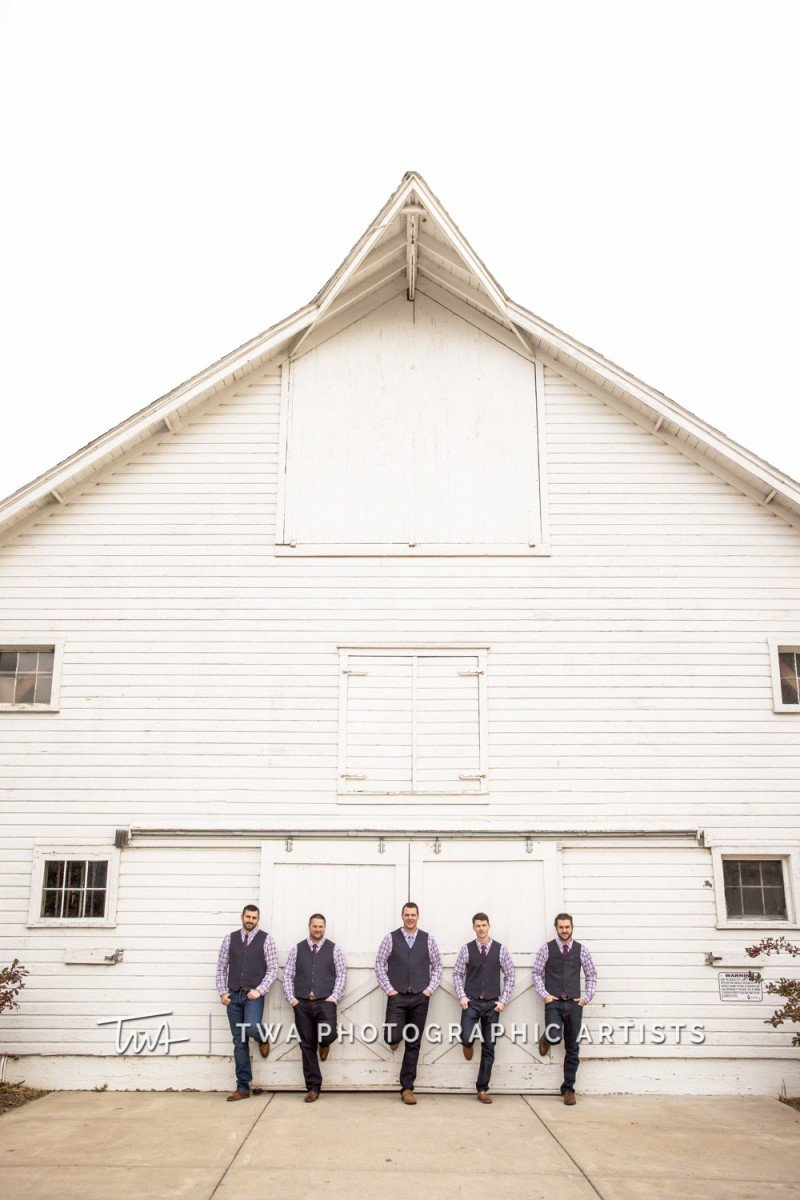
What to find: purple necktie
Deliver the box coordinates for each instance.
[480,945,487,959]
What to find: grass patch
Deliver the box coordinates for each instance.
[780,1096,800,1114]
[0,1082,49,1116]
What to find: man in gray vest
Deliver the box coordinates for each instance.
[284,913,348,1102]
[532,912,598,1105]
[216,904,278,1101]
[453,912,516,1103]
[375,902,442,1104]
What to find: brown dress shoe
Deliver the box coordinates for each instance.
[477,1091,492,1104]
[226,1089,250,1101]
[538,1033,551,1057]
[563,1090,576,1106]
[401,1089,417,1105]
[319,1044,330,1062]
[258,1040,271,1059]
[462,1043,474,1061]
[304,1090,319,1103]
[389,1042,400,1051]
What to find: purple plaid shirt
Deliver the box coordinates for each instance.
[216,926,278,997]
[375,929,443,995]
[283,937,348,1004]
[532,938,597,1003]
[453,938,516,1006]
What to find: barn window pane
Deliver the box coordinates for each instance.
[778,652,800,705]
[723,859,788,921]
[38,858,109,921]
[14,675,36,704]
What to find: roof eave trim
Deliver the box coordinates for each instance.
[0,303,316,527]
[510,302,800,507]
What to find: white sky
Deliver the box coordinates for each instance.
[1,0,798,498]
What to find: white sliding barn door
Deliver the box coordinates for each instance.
[256,838,562,1092]
[409,840,563,1092]
[258,840,409,1090]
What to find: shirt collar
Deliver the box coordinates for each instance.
[403,929,417,942]
[558,938,573,951]
[307,936,327,950]
[241,925,261,941]
[475,938,493,951]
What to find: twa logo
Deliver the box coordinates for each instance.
[97,1009,191,1055]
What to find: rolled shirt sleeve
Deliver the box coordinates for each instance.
[580,944,597,1003]
[256,932,279,996]
[499,945,516,1006]
[216,933,232,996]
[531,942,550,1000]
[452,944,469,999]
[427,935,442,994]
[330,943,348,1003]
[375,933,393,994]
[282,943,298,1003]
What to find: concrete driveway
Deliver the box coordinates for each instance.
[0,1091,798,1199]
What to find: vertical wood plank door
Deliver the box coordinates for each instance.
[409,840,564,1092]
[258,839,409,1090]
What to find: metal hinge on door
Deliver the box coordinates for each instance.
[458,773,486,781]
[341,773,367,780]
[342,669,368,676]
[457,670,484,676]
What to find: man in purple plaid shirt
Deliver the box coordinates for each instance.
[375,901,442,1104]
[216,904,278,1101]
[533,912,597,1106]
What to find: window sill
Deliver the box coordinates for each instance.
[0,705,60,714]
[714,919,798,932]
[27,918,117,929]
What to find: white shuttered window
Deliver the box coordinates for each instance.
[339,649,487,797]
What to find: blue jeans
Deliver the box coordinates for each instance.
[226,989,266,1091]
[544,999,583,1093]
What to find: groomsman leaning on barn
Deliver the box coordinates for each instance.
[533,912,598,1105]
[284,913,348,1102]
[376,902,442,1104]
[216,904,278,1101]
[453,912,516,1103]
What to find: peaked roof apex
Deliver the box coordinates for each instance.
[2,171,800,539]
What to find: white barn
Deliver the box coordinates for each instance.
[1,172,799,1096]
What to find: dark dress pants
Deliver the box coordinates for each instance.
[384,991,430,1091]
[460,998,501,1092]
[293,998,337,1092]
[544,998,583,1093]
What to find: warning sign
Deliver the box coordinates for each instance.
[718,971,763,1003]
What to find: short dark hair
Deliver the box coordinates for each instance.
[242,904,260,916]
[402,901,419,913]
[308,912,326,924]
[472,912,490,924]
[554,912,573,926]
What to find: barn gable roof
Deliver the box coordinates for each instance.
[2,170,800,539]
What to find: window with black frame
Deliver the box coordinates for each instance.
[722,858,787,920]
